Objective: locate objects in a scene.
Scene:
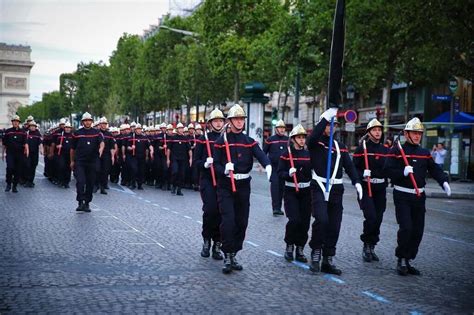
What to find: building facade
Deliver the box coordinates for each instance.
[0,43,34,129]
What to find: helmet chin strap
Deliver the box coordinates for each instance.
[210,122,222,133]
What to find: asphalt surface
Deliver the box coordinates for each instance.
[1,159,473,313]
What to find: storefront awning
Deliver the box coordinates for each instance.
[431,111,474,130]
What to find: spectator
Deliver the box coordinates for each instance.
[432,143,447,168]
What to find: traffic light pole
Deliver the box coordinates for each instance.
[293,66,300,127]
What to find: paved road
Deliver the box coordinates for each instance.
[1,159,473,313]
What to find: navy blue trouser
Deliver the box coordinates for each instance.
[200,177,221,242]
[217,178,251,253]
[171,159,186,188]
[57,153,71,185]
[6,151,23,185]
[98,154,112,188]
[284,187,312,247]
[359,183,387,245]
[74,162,97,203]
[309,186,344,257]
[393,190,426,260]
[25,151,39,183]
[270,164,284,211]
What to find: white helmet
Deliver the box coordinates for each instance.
[227,104,247,119]
[81,112,93,121]
[188,123,195,129]
[99,117,108,124]
[176,123,184,128]
[195,123,202,130]
[135,123,142,129]
[59,118,66,124]
[130,122,137,128]
[404,117,424,132]
[275,119,286,128]
[64,122,72,128]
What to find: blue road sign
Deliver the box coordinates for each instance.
[431,94,452,101]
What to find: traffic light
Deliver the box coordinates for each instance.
[271,108,278,126]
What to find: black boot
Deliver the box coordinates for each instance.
[5,183,11,192]
[83,202,91,213]
[76,201,84,212]
[362,243,372,262]
[370,245,379,261]
[222,253,232,274]
[137,184,144,190]
[12,184,18,193]
[171,186,176,195]
[310,249,321,273]
[201,239,211,257]
[212,242,224,260]
[295,246,308,263]
[396,258,408,276]
[93,185,99,193]
[100,186,108,194]
[176,188,183,196]
[406,259,421,275]
[321,256,342,275]
[284,244,294,261]
[230,253,243,271]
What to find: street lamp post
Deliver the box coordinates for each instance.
[346,84,355,147]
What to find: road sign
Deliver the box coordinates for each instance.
[432,94,452,101]
[345,122,355,132]
[449,78,458,93]
[344,110,357,123]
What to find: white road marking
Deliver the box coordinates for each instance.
[266,250,283,257]
[245,241,259,247]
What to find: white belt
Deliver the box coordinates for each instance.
[312,173,343,185]
[394,185,425,194]
[363,178,385,184]
[227,173,250,180]
[285,181,311,189]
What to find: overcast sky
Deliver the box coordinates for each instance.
[0,0,170,103]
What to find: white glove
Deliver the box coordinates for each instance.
[355,183,363,200]
[443,182,451,196]
[363,169,371,178]
[320,108,338,122]
[265,165,272,181]
[204,157,213,169]
[224,162,234,175]
[289,167,297,177]
[403,166,413,177]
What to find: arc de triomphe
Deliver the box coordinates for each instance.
[0,43,34,129]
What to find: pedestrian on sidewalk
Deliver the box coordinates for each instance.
[384,118,451,276]
[431,143,447,169]
[213,104,271,274]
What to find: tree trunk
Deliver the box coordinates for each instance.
[233,70,240,103]
[383,79,392,133]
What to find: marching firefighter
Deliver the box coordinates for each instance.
[24,120,42,188]
[70,112,104,212]
[109,127,121,184]
[122,124,153,190]
[51,122,74,188]
[278,124,312,263]
[97,117,115,194]
[353,118,389,262]
[166,123,191,196]
[213,104,271,274]
[152,123,167,189]
[307,108,362,275]
[3,115,29,193]
[384,117,450,276]
[194,109,225,260]
[264,119,288,216]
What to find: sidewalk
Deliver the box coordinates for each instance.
[422,178,474,200]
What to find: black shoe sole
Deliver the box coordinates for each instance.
[284,254,294,261]
[321,266,342,275]
[222,267,232,274]
[309,265,320,273]
[201,252,210,258]
[295,257,308,263]
[212,254,224,260]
